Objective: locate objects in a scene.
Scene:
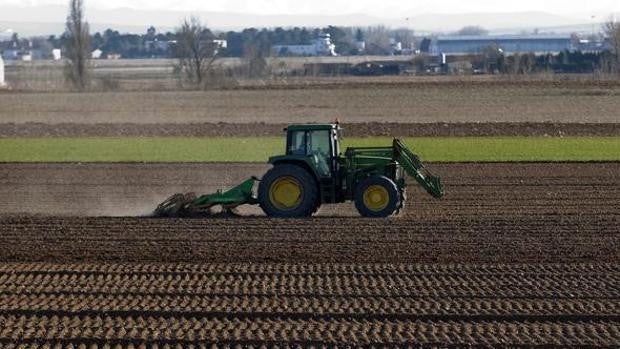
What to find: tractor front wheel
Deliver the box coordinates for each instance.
[354,176,400,218]
[258,164,318,218]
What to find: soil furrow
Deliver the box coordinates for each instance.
[2,122,619,138]
[0,315,618,346]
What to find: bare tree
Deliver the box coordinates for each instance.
[365,26,392,55]
[243,44,268,78]
[604,19,620,72]
[392,28,415,51]
[64,0,91,91]
[518,53,536,74]
[175,17,219,87]
[482,44,503,73]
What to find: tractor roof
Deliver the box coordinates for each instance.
[286,124,338,131]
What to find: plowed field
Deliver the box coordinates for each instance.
[0,162,618,347]
[0,264,618,347]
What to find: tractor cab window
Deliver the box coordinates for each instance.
[288,130,332,177]
[308,130,331,177]
[289,131,307,155]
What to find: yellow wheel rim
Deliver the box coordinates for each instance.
[269,176,303,211]
[363,185,390,212]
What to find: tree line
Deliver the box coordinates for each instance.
[60,0,620,91]
[45,24,414,59]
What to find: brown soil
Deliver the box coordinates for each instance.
[0,263,618,347]
[1,162,618,347]
[0,162,618,263]
[1,121,619,137]
[2,79,620,124]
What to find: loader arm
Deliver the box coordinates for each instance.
[393,139,444,199]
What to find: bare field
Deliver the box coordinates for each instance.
[3,60,619,347]
[0,162,619,346]
[2,79,620,124]
[0,162,618,263]
[2,121,619,137]
[0,263,618,347]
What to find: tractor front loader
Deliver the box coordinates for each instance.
[154,123,443,218]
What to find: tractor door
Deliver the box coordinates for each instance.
[288,129,335,178]
[286,127,342,204]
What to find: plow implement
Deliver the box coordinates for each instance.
[154,177,258,217]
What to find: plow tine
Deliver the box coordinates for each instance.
[153,193,196,217]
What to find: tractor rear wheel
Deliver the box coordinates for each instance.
[258,164,318,218]
[354,176,400,218]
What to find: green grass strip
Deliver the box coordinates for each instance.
[0,137,618,163]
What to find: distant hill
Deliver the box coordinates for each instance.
[0,5,383,35]
[0,4,615,36]
[401,12,600,33]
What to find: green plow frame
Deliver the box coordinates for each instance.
[154,177,258,217]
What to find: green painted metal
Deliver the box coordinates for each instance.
[268,154,318,170]
[156,123,443,217]
[286,124,337,132]
[273,124,444,205]
[191,177,258,209]
[202,124,442,208]
[392,139,444,199]
[268,155,323,181]
[339,140,444,199]
[342,146,395,201]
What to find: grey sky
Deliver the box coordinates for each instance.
[3,0,620,18]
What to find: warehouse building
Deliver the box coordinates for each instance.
[430,35,575,55]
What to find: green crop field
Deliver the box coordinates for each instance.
[0,137,618,163]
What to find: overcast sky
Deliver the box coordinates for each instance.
[3,0,620,18]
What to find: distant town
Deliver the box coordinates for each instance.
[1,24,613,59]
[0,22,618,81]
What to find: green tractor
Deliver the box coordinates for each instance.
[155,123,444,218]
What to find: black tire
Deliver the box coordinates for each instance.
[354,176,400,218]
[258,164,319,218]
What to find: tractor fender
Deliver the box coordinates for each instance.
[268,156,321,181]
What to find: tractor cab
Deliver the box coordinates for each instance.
[285,124,341,178]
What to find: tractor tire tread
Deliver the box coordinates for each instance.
[258,164,319,218]
[354,175,401,218]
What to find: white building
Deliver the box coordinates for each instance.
[144,39,172,52]
[273,34,337,56]
[355,40,366,53]
[213,40,227,49]
[92,49,103,59]
[0,55,5,87]
[52,49,62,61]
[390,39,403,54]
